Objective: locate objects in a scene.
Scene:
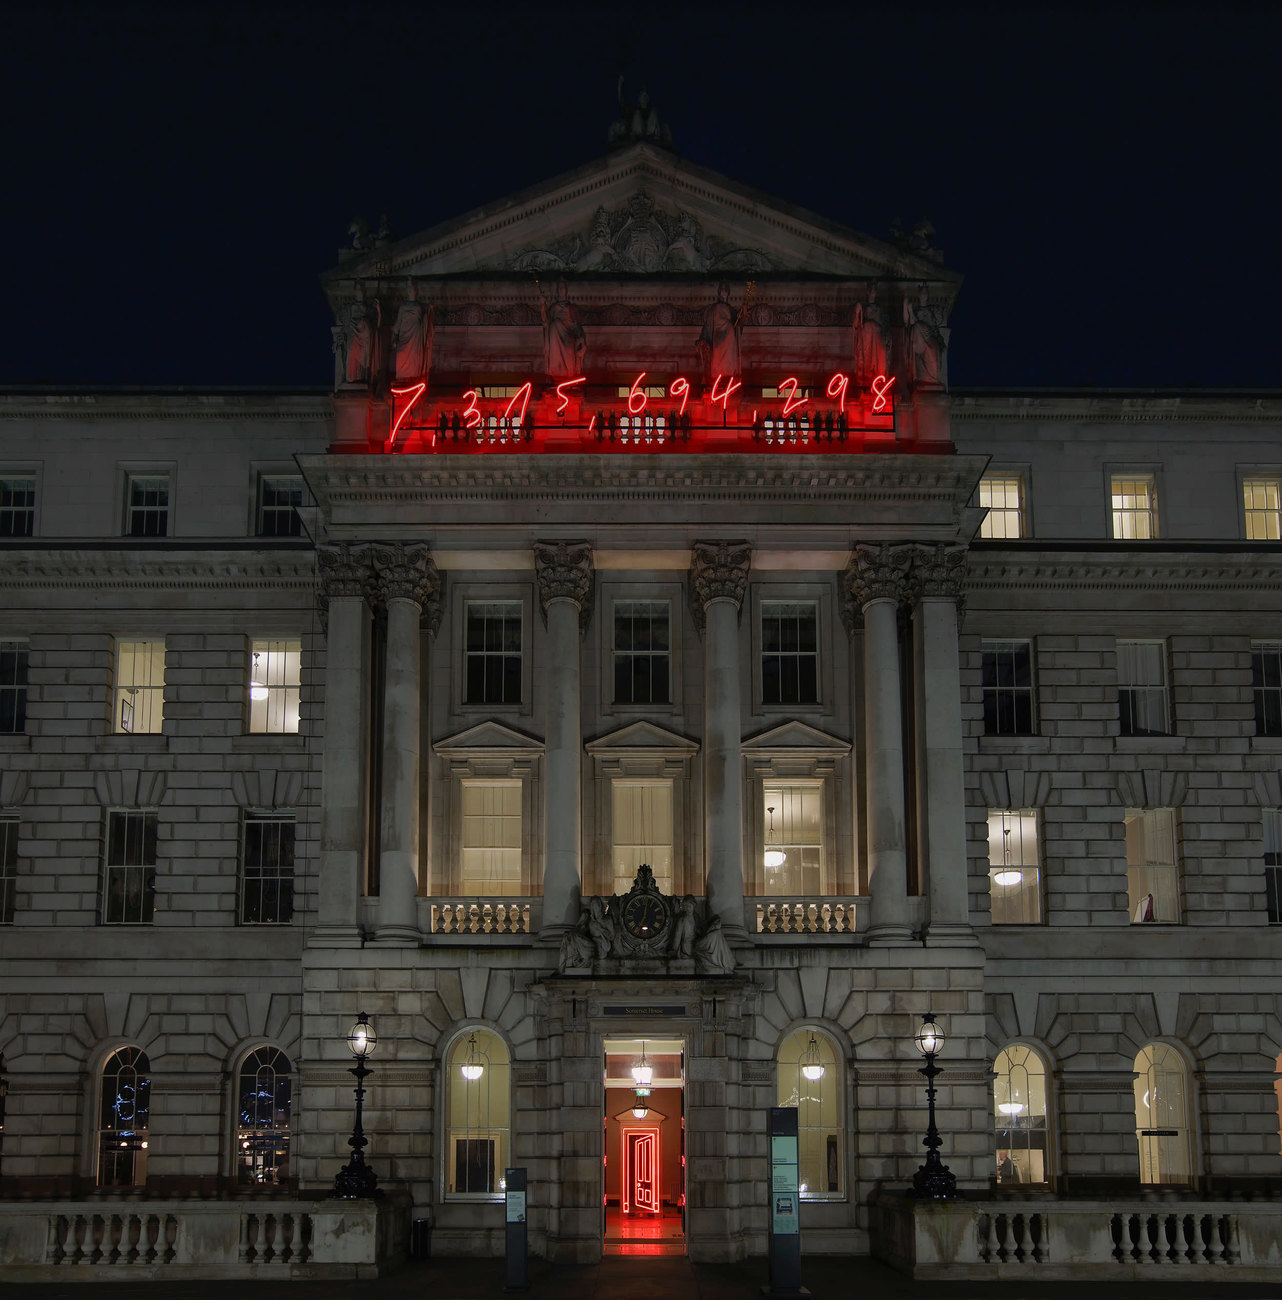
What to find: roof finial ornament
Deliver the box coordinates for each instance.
[608,77,675,152]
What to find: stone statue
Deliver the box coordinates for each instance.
[852,288,889,389]
[587,895,613,960]
[338,291,380,387]
[608,78,674,149]
[574,207,616,272]
[903,285,947,389]
[664,212,708,272]
[694,915,735,974]
[670,895,697,959]
[348,216,373,251]
[392,282,434,381]
[696,282,742,383]
[541,279,586,378]
[558,911,595,972]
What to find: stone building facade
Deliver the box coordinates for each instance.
[1,137,1281,1279]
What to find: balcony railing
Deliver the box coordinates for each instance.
[755,897,860,935]
[429,898,535,935]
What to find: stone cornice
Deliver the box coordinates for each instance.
[0,391,329,421]
[0,549,316,591]
[951,390,1282,423]
[966,551,1282,593]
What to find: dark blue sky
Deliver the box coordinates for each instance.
[4,1,1278,389]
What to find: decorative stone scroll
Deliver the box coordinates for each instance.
[371,542,439,614]
[533,540,594,629]
[689,540,751,634]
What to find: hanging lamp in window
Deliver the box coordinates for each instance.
[800,1032,826,1081]
[631,1088,651,1120]
[250,651,269,702]
[764,805,786,869]
[460,1032,485,1081]
[631,1040,652,1087]
[993,818,1022,887]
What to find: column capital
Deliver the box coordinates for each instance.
[534,539,594,628]
[841,543,913,632]
[317,542,376,602]
[908,543,968,604]
[689,540,751,634]
[371,542,440,611]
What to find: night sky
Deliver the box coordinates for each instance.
[5,1,1278,391]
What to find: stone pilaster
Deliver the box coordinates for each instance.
[690,541,752,936]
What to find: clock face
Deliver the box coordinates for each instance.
[622,893,666,941]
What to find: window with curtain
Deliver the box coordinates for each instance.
[1134,1043,1193,1185]
[447,1029,510,1198]
[236,1047,292,1184]
[1125,808,1179,923]
[611,779,672,894]
[993,1044,1050,1185]
[98,1046,151,1187]
[763,783,824,895]
[114,639,166,734]
[776,1028,843,1199]
[987,810,1041,924]
[1117,639,1169,736]
[461,780,522,893]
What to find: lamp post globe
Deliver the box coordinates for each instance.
[331,1011,384,1199]
[911,1011,957,1200]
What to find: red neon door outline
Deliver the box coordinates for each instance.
[625,1130,660,1215]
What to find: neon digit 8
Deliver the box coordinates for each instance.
[870,374,895,413]
[825,372,849,414]
[628,373,648,415]
[668,377,690,416]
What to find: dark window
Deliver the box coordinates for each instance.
[0,477,35,537]
[0,641,28,734]
[103,810,157,924]
[613,601,670,704]
[237,1047,292,1184]
[982,640,1034,735]
[1265,809,1281,925]
[258,476,304,537]
[1253,643,1282,737]
[762,602,819,705]
[98,1046,150,1187]
[0,816,16,924]
[241,814,295,923]
[1118,640,1169,736]
[125,475,169,537]
[455,1137,496,1194]
[464,602,522,705]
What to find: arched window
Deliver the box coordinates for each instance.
[446,1028,510,1199]
[1134,1043,1193,1185]
[98,1046,150,1188]
[236,1047,292,1185]
[776,1028,843,1199]
[993,1044,1051,1185]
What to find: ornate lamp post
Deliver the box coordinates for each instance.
[331,1012,384,1199]
[911,1011,957,1199]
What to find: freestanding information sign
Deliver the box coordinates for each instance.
[766,1108,808,1297]
[504,1166,528,1292]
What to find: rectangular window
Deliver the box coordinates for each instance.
[613,601,670,705]
[1126,807,1179,923]
[114,640,165,735]
[0,640,29,735]
[124,474,169,537]
[1264,808,1282,924]
[103,810,157,924]
[987,809,1042,924]
[1243,477,1282,541]
[1110,474,1158,540]
[0,815,17,924]
[611,779,673,895]
[978,475,1026,539]
[241,813,295,924]
[1253,641,1282,737]
[1118,640,1169,736]
[761,601,819,705]
[464,602,522,706]
[248,639,301,734]
[461,780,522,893]
[258,475,305,538]
[763,783,823,894]
[0,476,35,537]
[981,640,1034,736]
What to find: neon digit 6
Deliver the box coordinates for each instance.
[668,377,690,416]
[461,389,482,429]
[778,376,808,417]
[628,373,648,415]
[825,372,849,414]
[870,374,895,413]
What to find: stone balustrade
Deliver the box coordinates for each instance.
[428,898,535,935]
[754,897,862,935]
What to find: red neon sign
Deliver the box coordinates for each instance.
[870,373,895,413]
[710,374,742,409]
[503,381,532,428]
[628,373,648,415]
[778,377,808,417]
[668,377,690,416]
[555,376,585,416]
[826,372,849,414]
[461,389,483,429]
[388,381,426,451]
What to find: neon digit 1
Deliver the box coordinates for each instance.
[870,374,895,413]
[710,374,742,408]
[388,381,426,451]
[628,372,648,415]
[462,389,482,429]
[555,376,586,416]
[668,377,690,416]
[503,381,533,428]
[825,372,849,414]
[778,376,808,416]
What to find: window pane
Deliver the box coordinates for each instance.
[1125,808,1179,923]
[447,1029,510,1199]
[0,476,35,537]
[249,639,301,734]
[461,780,522,892]
[1264,809,1281,924]
[987,810,1041,924]
[126,475,170,538]
[762,602,819,706]
[612,780,673,894]
[1253,643,1282,736]
[613,601,671,705]
[777,1029,842,1198]
[1117,640,1168,736]
[98,1047,151,1187]
[258,475,304,537]
[1243,477,1282,540]
[114,639,166,734]
[763,784,824,895]
[1134,1044,1192,1184]
[0,815,17,924]
[978,475,1025,539]
[1111,475,1157,540]
[981,640,1034,736]
[994,1045,1050,1184]
[242,815,296,923]
[0,641,29,735]
[237,1048,292,1183]
[464,603,522,705]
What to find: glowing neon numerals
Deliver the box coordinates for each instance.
[778,377,809,417]
[503,381,532,428]
[825,372,849,414]
[668,377,690,415]
[870,374,895,413]
[555,376,586,416]
[388,381,426,451]
[710,374,741,408]
[628,373,648,415]
[461,389,482,430]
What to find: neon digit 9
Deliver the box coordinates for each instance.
[825,372,849,414]
[668,377,690,416]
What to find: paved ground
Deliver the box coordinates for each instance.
[15,1255,1282,1300]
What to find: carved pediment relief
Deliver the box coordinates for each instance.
[741,721,852,756]
[433,720,544,756]
[584,720,699,756]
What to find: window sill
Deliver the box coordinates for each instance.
[1114,734,1186,752]
[230,733,305,752]
[977,735,1049,754]
[98,733,167,752]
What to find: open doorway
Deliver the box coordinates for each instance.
[602,1037,685,1256]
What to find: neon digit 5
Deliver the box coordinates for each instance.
[555,376,585,416]
[825,372,849,414]
[778,376,808,416]
[710,374,741,408]
[628,373,648,415]
[388,381,426,451]
[668,377,690,416]
[461,389,482,429]
[870,374,895,413]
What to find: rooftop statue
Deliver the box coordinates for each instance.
[540,279,587,378]
[696,282,744,382]
[852,286,890,389]
[392,281,434,382]
[607,77,674,150]
[904,284,948,390]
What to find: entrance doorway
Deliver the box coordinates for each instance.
[602,1037,685,1256]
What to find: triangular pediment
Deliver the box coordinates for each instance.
[585,720,699,756]
[433,721,544,755]
[326,144,957,285]
[741,721,851,755]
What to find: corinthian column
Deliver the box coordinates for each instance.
[845,544,914,945]
[534,540,594,935]
[909,544,974,944]
[690,540,751,938]
[371,543,440,945]
[315,544,375,946]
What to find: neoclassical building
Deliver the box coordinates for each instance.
[2,113,1282,1281]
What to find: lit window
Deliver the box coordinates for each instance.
[1243,477,1282,540]
[987,810,1041,924]
[102,810,157,924]
[464,602,522,706]
[114,640,165,735]
[993,1045,1050,1185]
[236,1047,292,1185]
[613,601,670,705]
[98,1046,151,1187]
[1264,808,1281,925]
[447,1028,510,1198]
[461,780,522,893]
[612,779,673,895]
[1253,642,1282,737]
[1134,1043,1192,1185]
[241,813,295,924]
[776,1028,843,1199]
[763,783,823,895]
[258,475,305,538]
[248,639,301,734]
[981,640,1034,736]
[0,476,35,537]
[978,475,1025,539]
[0,815,17,924]
[1125,807,1179,924]
[1110,474,1158,540]
[1117,640,1169,736]
[124,474,169,537]
[762,602,819,705]
[0,640,28,735]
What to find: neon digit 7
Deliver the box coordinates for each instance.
[825,372,849,414]
[388,381,426,451]
[870,374,895,413]
[668,377,690,416]
[778,377,808,416]
[710,374,741,408]
[628,373,648,415]
[555,376,585,416]
[461,389,482,429]
[503,381,532,428]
